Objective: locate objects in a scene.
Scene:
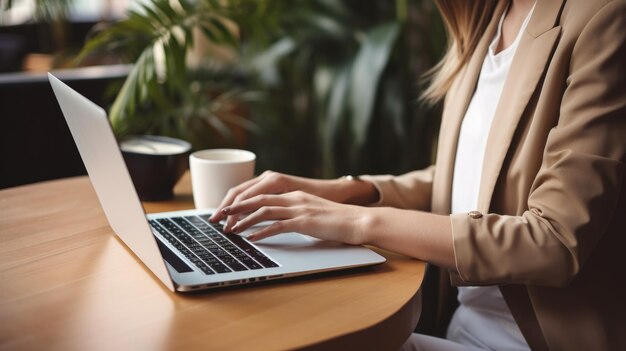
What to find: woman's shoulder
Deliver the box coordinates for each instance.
[560,0,625,32]
[556,0,626,55]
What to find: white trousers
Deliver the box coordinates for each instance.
[398,333,485,351]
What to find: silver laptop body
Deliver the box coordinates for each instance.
[48,73,385,292]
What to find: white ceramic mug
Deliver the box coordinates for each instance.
[189,149,256,209]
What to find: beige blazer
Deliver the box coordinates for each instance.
[362,0,626,349]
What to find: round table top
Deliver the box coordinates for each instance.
[0,175,425,351]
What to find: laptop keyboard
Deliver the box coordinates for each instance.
[149,214,279,275]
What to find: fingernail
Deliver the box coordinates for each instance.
[247,234,256,242]
[231,224,240,233]
[221,207,231,215]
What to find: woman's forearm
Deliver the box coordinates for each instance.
[326,178,454,267]
[312,177,380,206]
[361,207,456,269]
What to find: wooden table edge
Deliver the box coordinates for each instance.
[300,285,423,351]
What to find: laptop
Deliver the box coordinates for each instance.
[48,73,385,292]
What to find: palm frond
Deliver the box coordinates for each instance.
[34,0,74,22]
[78,0,241,136]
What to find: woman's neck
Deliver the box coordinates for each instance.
[496,0,535,54]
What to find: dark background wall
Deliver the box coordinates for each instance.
[0,65,129,189]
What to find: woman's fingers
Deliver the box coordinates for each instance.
[231,206,296,234]
[224,190,306,232]
[247,219,300,242]
[210,175,265,222]
[212,171,291,226]
[225,178,282,228]
[224,193,294,232]
[228,193,295,215]
[226,191,314,235]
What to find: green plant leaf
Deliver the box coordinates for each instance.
[250,37,296,86]
[320,64,350,177]
[349,21,401,149]
[220,112,261,134]
[325,65,350,144]
[300,12,348,39]
[109,53,142,130]
[379,73,406,142]
[203,113,232,139]
[316,0,351,19]
[152,0,177,26]
[206,16,238,47]
[140,2,170,29]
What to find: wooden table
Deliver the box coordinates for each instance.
[0,174,425,351]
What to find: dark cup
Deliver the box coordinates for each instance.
[119,135,192,201]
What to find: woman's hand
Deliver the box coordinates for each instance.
[221,191,370,244]
[209,170,378,232]
[217,183,456,269]
[209,171,336,230]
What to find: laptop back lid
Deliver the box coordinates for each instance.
[48,73,175,291]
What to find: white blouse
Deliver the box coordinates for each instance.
[447,3,535,350]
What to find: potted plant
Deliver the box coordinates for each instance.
[77,0,260,149]
[233,0,446,177]
[78,0,445,177]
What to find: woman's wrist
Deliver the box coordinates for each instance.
[293,175,379,205]
[357,207,456,267]
[354,207,379,245]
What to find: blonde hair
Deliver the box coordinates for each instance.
[422,0,499,104]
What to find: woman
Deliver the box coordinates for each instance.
[210,0,626,349]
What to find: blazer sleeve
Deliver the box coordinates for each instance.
[359,165,435,211]
[449,1,626,287]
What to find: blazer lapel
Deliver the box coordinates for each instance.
[432,1,507,215]
[477,0,564,212]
